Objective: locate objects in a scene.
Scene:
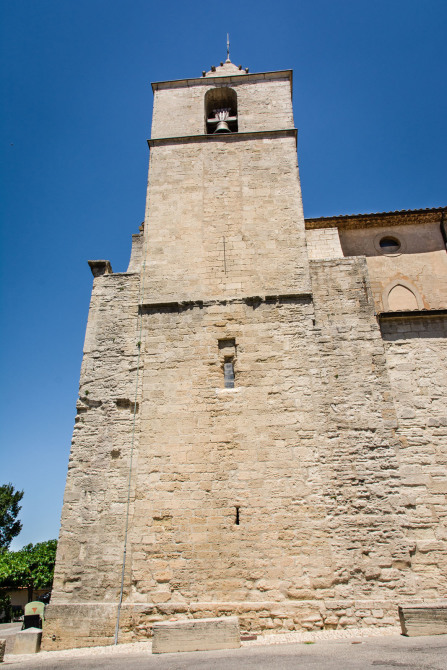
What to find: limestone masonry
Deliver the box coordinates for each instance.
[43,59,447,649]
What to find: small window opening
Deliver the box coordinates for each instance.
[235,506,240,525]
[379,236,401,253]
[218,338,236,388]
[205,87,238,134]
[218,338,236,353]
[224,359,235,388]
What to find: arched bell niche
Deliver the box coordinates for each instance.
[205,87,238,134]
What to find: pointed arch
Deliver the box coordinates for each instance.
[382,279,423,311]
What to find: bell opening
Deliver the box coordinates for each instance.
[205,87,238,134]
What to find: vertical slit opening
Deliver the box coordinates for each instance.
[224,358,235,388]
[235,506,240,525]
[218,339,236,389]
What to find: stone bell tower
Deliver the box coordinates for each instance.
[143,59,310,302]
[44,58,416,650]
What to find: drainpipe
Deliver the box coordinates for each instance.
[441,211,447,252]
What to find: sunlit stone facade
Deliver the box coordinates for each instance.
[43,60,447,649]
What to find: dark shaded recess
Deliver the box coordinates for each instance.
[379,311,447,340]
[115,398,139,412]
[205,87,238,134]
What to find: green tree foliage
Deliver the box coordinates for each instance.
[0,483,24,550]
[0,539,57,601]
[0,590,12,623]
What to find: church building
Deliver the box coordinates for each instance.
[43,58,447,649]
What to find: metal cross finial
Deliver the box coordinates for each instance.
[226,33,230,62]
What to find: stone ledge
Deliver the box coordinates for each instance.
[378,309,447,320]
[148,128,297,148]
[88,260,113,277]
[140,293,313,313]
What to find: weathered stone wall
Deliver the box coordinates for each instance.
[381,315,447,598]
[128,260,414,612]
[144,134,309,302]
[306,228,343,260]
[44,259,425,649]
[43,64,447,651]
[132,297,327,609]
[305,210,447,312]
[49,272,141,612]
[309,259,416,600]
[44,259,447,651]
[126,229,144,273]
[340,222,447,311]
[44,599,401,649]
[151,74,293,139]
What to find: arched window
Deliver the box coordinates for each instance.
[205,87,238,134]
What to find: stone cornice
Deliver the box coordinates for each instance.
[148,128,297,148]
[151,69,293,93]
[88,260,113,277]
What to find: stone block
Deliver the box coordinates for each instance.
[0,639,5,662]
[13,628,42,654]
[152,616,240,654]
[399,604,447,636]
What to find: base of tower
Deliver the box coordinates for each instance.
[42,598,405,650]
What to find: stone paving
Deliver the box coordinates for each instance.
[3,626,401,665]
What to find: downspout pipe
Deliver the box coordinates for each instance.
[440,211,447,252]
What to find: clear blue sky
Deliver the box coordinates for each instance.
[1,0,446,549]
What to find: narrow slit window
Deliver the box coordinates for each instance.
[235,506,240,525]
[218,338,236,389]
[224,359,235,388]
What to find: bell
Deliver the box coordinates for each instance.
[214,120,231,133]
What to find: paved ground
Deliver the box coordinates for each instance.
[0,623,23,654]
[1,631,447,670]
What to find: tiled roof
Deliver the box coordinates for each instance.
[305,206,446,229]
[305,206,446,223]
